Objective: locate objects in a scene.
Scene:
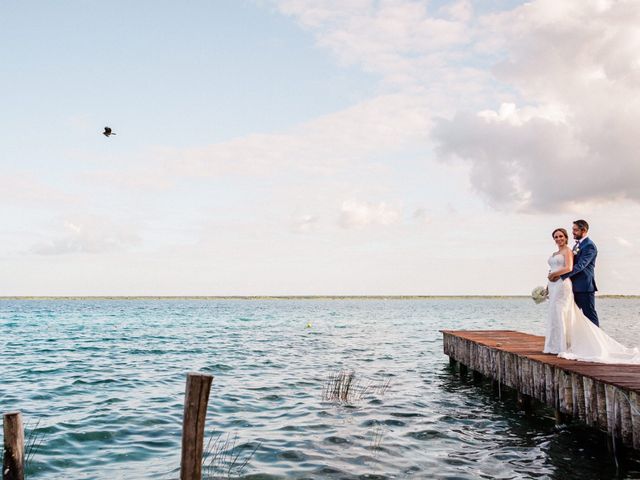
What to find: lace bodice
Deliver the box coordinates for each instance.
[548,253,566,273]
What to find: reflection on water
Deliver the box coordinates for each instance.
[1,298,640,479]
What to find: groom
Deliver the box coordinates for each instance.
[549,219,599,327]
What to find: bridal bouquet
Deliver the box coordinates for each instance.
[531,286,548,304]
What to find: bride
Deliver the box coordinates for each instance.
[545,227,640,363]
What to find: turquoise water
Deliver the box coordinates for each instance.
[2,298,640,479]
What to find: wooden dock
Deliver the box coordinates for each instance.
[442,330,640,450]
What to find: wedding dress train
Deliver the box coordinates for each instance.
[544,253,640,363]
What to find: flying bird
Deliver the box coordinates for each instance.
[103,127,116,137]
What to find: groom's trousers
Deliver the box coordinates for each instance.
[574,292,599,327]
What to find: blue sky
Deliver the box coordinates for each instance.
[2,0,640,295]
[1,1,374,152]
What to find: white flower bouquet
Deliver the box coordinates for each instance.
[531,286,548,304]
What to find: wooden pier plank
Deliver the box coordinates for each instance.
[442,330,640,392]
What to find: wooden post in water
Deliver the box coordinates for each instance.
[491,379,499,393]
[180,373,213,480]
[3,412,24,480]
[517,392,532,414]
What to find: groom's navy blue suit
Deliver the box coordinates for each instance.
[561,237,599,326]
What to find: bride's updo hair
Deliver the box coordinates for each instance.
[552,228,568,240]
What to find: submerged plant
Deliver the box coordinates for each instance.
[368,424,387,454]
[322,370,358,403]
[202,432,260,480]
[24,419,46,475]
[322,370,392,404]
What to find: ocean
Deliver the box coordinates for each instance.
[2,298,640,479]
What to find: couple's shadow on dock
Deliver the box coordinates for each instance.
[436,363,640,479]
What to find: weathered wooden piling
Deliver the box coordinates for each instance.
[3,412,24,480]
[180,373,214,480]
[443,330,640,450]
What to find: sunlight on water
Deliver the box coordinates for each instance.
[2,299,640,479]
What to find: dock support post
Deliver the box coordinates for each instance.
[449,357,457,368]
[555,409,566,425]
[3,411,24,480]
[517,392,532,414]
[459,363,468,378]
[472,370,483,382]
[180,373,214,480]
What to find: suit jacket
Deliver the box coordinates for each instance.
[561,237,598,293]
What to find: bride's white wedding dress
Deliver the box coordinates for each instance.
[544,253,640,363]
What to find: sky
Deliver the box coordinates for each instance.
[2,0,640,296]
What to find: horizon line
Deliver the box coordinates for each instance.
[1,295,638,300]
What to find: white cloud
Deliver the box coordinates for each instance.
[291,214,320,233]
[432,106,590,210]
[433,0,640,211]
[275,0,476,90]
[339,200,401,228]
[412,207,431,224]
[476,103,568,126]
[272,0,511,118]
[90,93,431,190]
[615,236,632,248]
[31,216,140,255]
[0,173,76,206]
[439,1,473,23]
[86,168,174,191]
[175,93,430,176]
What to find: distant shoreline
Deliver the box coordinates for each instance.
[1,295,639,300]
